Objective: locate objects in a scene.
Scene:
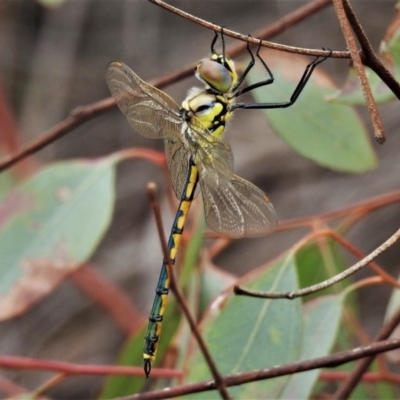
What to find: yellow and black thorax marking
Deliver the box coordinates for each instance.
[181,89,233,141]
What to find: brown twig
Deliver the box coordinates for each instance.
[329,231,400,290]
[333,306,400,399]
[235,227,400,299]
[32,373,67,398]
[123,338,400,400]
[0,355,181,378]
[149,0,346,58]
[146,182,231,400]
[332,0,385,143]
[320,371,400,384]
[342,0,400,101]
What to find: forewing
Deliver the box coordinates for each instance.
[197,144,277,238]
[105,61,182,139]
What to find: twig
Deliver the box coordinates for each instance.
[32,373,66,398]
[333,306,400,399]
[146,183,231,400]
[342,0,400,101]
[329,231,400,290]
[124,338,400,400]
[332,0,385,143]
[235,227,400,299]
[320,371,400,385]
[149,0,347,58]
[0,355,181,378]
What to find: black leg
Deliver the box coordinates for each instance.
[221,26,226,62]
[232,38,275,98]
[231,36,256,92]
[211,27,227,63]
[230,48,332,111]
[211,30,218,55]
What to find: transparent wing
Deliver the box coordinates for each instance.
[188,122,277,238]
[105,61,182,139]
[203,173,277,238]
[164,138,195,199]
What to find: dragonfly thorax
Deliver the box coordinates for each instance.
[181,88,231,139]
[196,53,238,94]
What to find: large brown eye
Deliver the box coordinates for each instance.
[197,59,233,93]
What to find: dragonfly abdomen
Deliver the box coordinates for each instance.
[143,159,199,377]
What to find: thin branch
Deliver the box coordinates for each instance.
[235,227,400,299]
[342,0,400,102]
[320,371,400,385]
[333,305,400,399]
[332,0,385,143]
[146,183,231,400]
[32,373,66,398]
[329,231,400,290]
[149,0,348,58]
[0,356,181,379]
[125,338,400,400]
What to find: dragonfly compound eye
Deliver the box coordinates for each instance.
[196,59,233,93]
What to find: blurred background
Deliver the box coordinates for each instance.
[0,0,399,397]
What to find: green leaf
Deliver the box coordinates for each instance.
[247,51,377,173]
[0,157,116,319]
[280,294,344,398]
[183,251,302,399]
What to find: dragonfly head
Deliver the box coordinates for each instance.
[195,54,237,94]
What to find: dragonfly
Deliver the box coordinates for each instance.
[105,31,328,377]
